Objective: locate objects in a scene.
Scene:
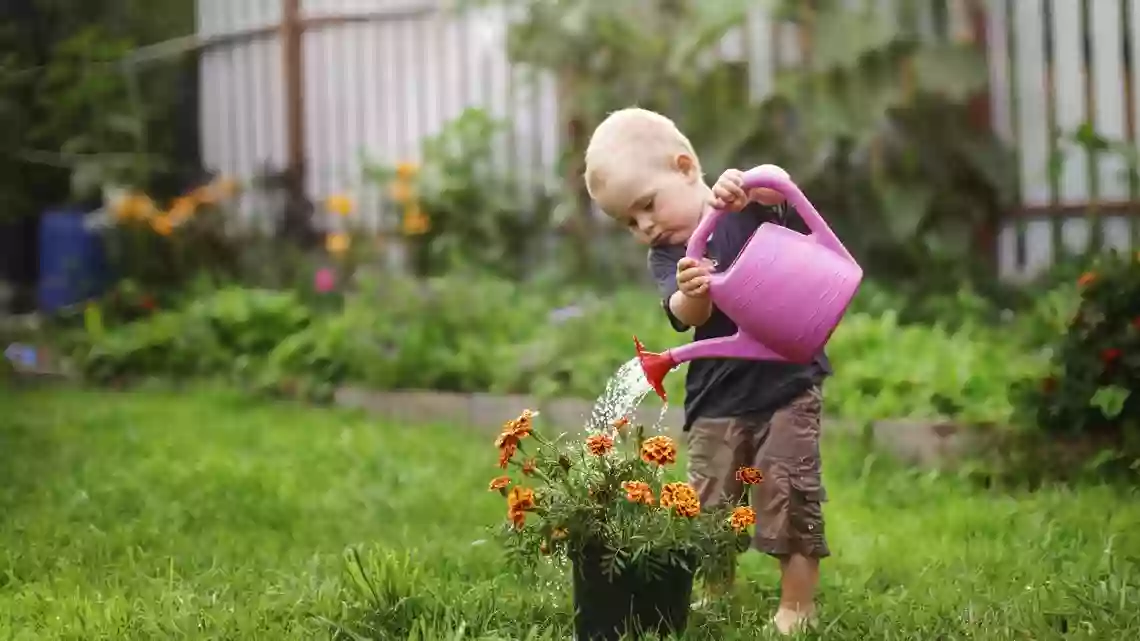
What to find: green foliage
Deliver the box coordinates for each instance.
[758,0,1015,283]
[72,274,1047,430]
[364,108,554,278]
[1016,252,1140,442]
[77,287,312,385]
[28,26,156,201]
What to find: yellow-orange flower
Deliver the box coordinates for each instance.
[496,435,518,469]
[640,435,678,466]
[113,193,156,222]
[522,459,537,475]
[325,232,350,255]
[396,162,419,179]
[326,194,354,216]
[150,214,174,236]
[488,476,511,491]
[507,486,536,530]
[502,409,537,439]
[622,480,655,505]
[168,196,197,224]
[736,466,763,485]
[1079,271,1097,287]
[402,204,430,236]
[728,506,757,532]
[659,482,700,518]
[389,180,415,204]
[585,433,614,456]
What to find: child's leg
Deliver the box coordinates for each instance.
[685,416,752,595]
[751,386,828,634]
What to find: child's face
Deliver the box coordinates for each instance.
[596,154,707,247]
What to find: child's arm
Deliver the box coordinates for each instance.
[648,247,712,330]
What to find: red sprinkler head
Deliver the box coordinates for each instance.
[634,336,675,402]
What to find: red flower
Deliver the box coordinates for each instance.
[1101,348,1121,364]
[140,295,156,311]
[1041,376,1057,394]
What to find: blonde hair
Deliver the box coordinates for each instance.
[583,108,700,209]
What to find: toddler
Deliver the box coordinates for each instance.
[584,108,831,635]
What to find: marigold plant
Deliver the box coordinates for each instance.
[487,409,758,582]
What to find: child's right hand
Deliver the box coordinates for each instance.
[677,257,714,298]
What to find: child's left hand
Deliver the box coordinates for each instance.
[711,168,786,211]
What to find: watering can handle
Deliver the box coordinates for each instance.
[685,165,856,264]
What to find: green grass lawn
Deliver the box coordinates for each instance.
[1,385,1139,640]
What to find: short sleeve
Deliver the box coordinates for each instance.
[647,245,690,332]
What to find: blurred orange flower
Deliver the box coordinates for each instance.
[585,433,614,456]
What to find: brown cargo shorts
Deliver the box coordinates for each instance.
[685,386,829,558]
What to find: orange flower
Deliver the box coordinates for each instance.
[488,476,511,491]
[611,416,630,430]
[325,232,350,255]
[659,482,700,517]
[402,204,430,236]
[168,196,197,224]
[640,435,678,466]
[396,162,419,179]
[736,466,763,485]
[622,480,655,505]
[326,194,354,216]
[1078,271,1097,287]
[522,459,537,475]
[506,486,536,530]
[728,506,757,533]
[507,486,536,511]
[551,527,568,540]
[389,180,415,204]
[113,193,155,222]
[585,433,614,456]
[150,214,174,236]
[502,409,537,439]
[496,435,519,469]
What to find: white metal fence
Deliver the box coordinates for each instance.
[196,0,1140,278]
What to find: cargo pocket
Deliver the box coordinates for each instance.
[788,458,826,538]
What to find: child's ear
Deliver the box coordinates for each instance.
[673,154,699,182]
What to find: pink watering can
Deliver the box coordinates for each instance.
[635,164,863,402]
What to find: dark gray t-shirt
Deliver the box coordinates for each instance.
[648,201,831,431]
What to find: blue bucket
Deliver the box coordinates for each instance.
[37,207,109,313]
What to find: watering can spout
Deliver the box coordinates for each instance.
[635,333,800,402]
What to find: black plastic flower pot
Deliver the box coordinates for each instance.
[571,543,695,641]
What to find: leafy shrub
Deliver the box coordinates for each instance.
[364,108,553,278]
[72,275,1041,428]
[78,287,311,384]
[1017,252,1140,440]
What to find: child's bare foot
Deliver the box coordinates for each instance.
[771,606,816,635]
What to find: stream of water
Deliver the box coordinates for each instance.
[586,357,671,434]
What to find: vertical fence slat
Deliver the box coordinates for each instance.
[1051,0,1089,208]
[1092,0,1130,204]
[1014,0,1051,209]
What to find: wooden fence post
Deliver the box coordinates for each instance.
[280,0,317,246]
